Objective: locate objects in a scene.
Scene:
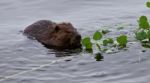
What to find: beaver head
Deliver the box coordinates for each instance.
[42,22,81,49]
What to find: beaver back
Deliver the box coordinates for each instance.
[24,20,56,39]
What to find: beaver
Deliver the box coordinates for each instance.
[23,20,81,49]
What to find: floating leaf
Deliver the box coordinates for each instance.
[146,2,150,8]
[139,16,150,29]
[82,37,90,45]
[103,39,108,46]
[147,30,150,39]
[85,43,92,50]
[107,38,114,43]
[82,37,92,50]
[103,38,114,46]
[93,31,102,40]
[95,52,103,61]
[135,29,147,41]
[102,29,110,34]
[117,35,128,47]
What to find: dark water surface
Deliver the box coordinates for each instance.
[1,0,150,83]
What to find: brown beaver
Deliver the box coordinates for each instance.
[23,20,81,49]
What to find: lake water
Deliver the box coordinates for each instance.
[1,0,150,83]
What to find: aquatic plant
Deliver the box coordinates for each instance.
[81,1,150,61]
[81,37,92,50]
[138,16,149,29]
[117,35,127,48]
[82,30,128,56]
[95,52,103,61]
[146,1,150,8]
[135,2,150,48]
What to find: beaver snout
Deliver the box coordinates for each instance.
[70,34,82,48]
[75,34,81,40]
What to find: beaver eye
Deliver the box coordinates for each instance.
[55,26,60,32]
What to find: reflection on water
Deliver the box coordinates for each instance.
[1,0,150,83]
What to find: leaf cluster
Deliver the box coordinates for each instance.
[82,30,128,53]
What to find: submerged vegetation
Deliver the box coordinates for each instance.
[81,1,150,61]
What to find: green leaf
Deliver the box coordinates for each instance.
[93,31,102,40]
[81,37,92,50]
[135,29,147,41]
[102,29,110,34]
[94,52,103,61]
[82,37,90,45]
[107,38,114,43]
[103,39,108,46]
[147,30,150,39]
[85,43,92,50]
[146,2,150,8]
[139,16,150,29]
[103,38,114,46]
[117,35,128,47]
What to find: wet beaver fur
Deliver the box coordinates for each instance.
[23,20,81,49]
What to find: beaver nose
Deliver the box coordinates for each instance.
[70,34,81,48]
[75,34,81,40]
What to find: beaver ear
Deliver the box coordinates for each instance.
[54,25,60,32]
